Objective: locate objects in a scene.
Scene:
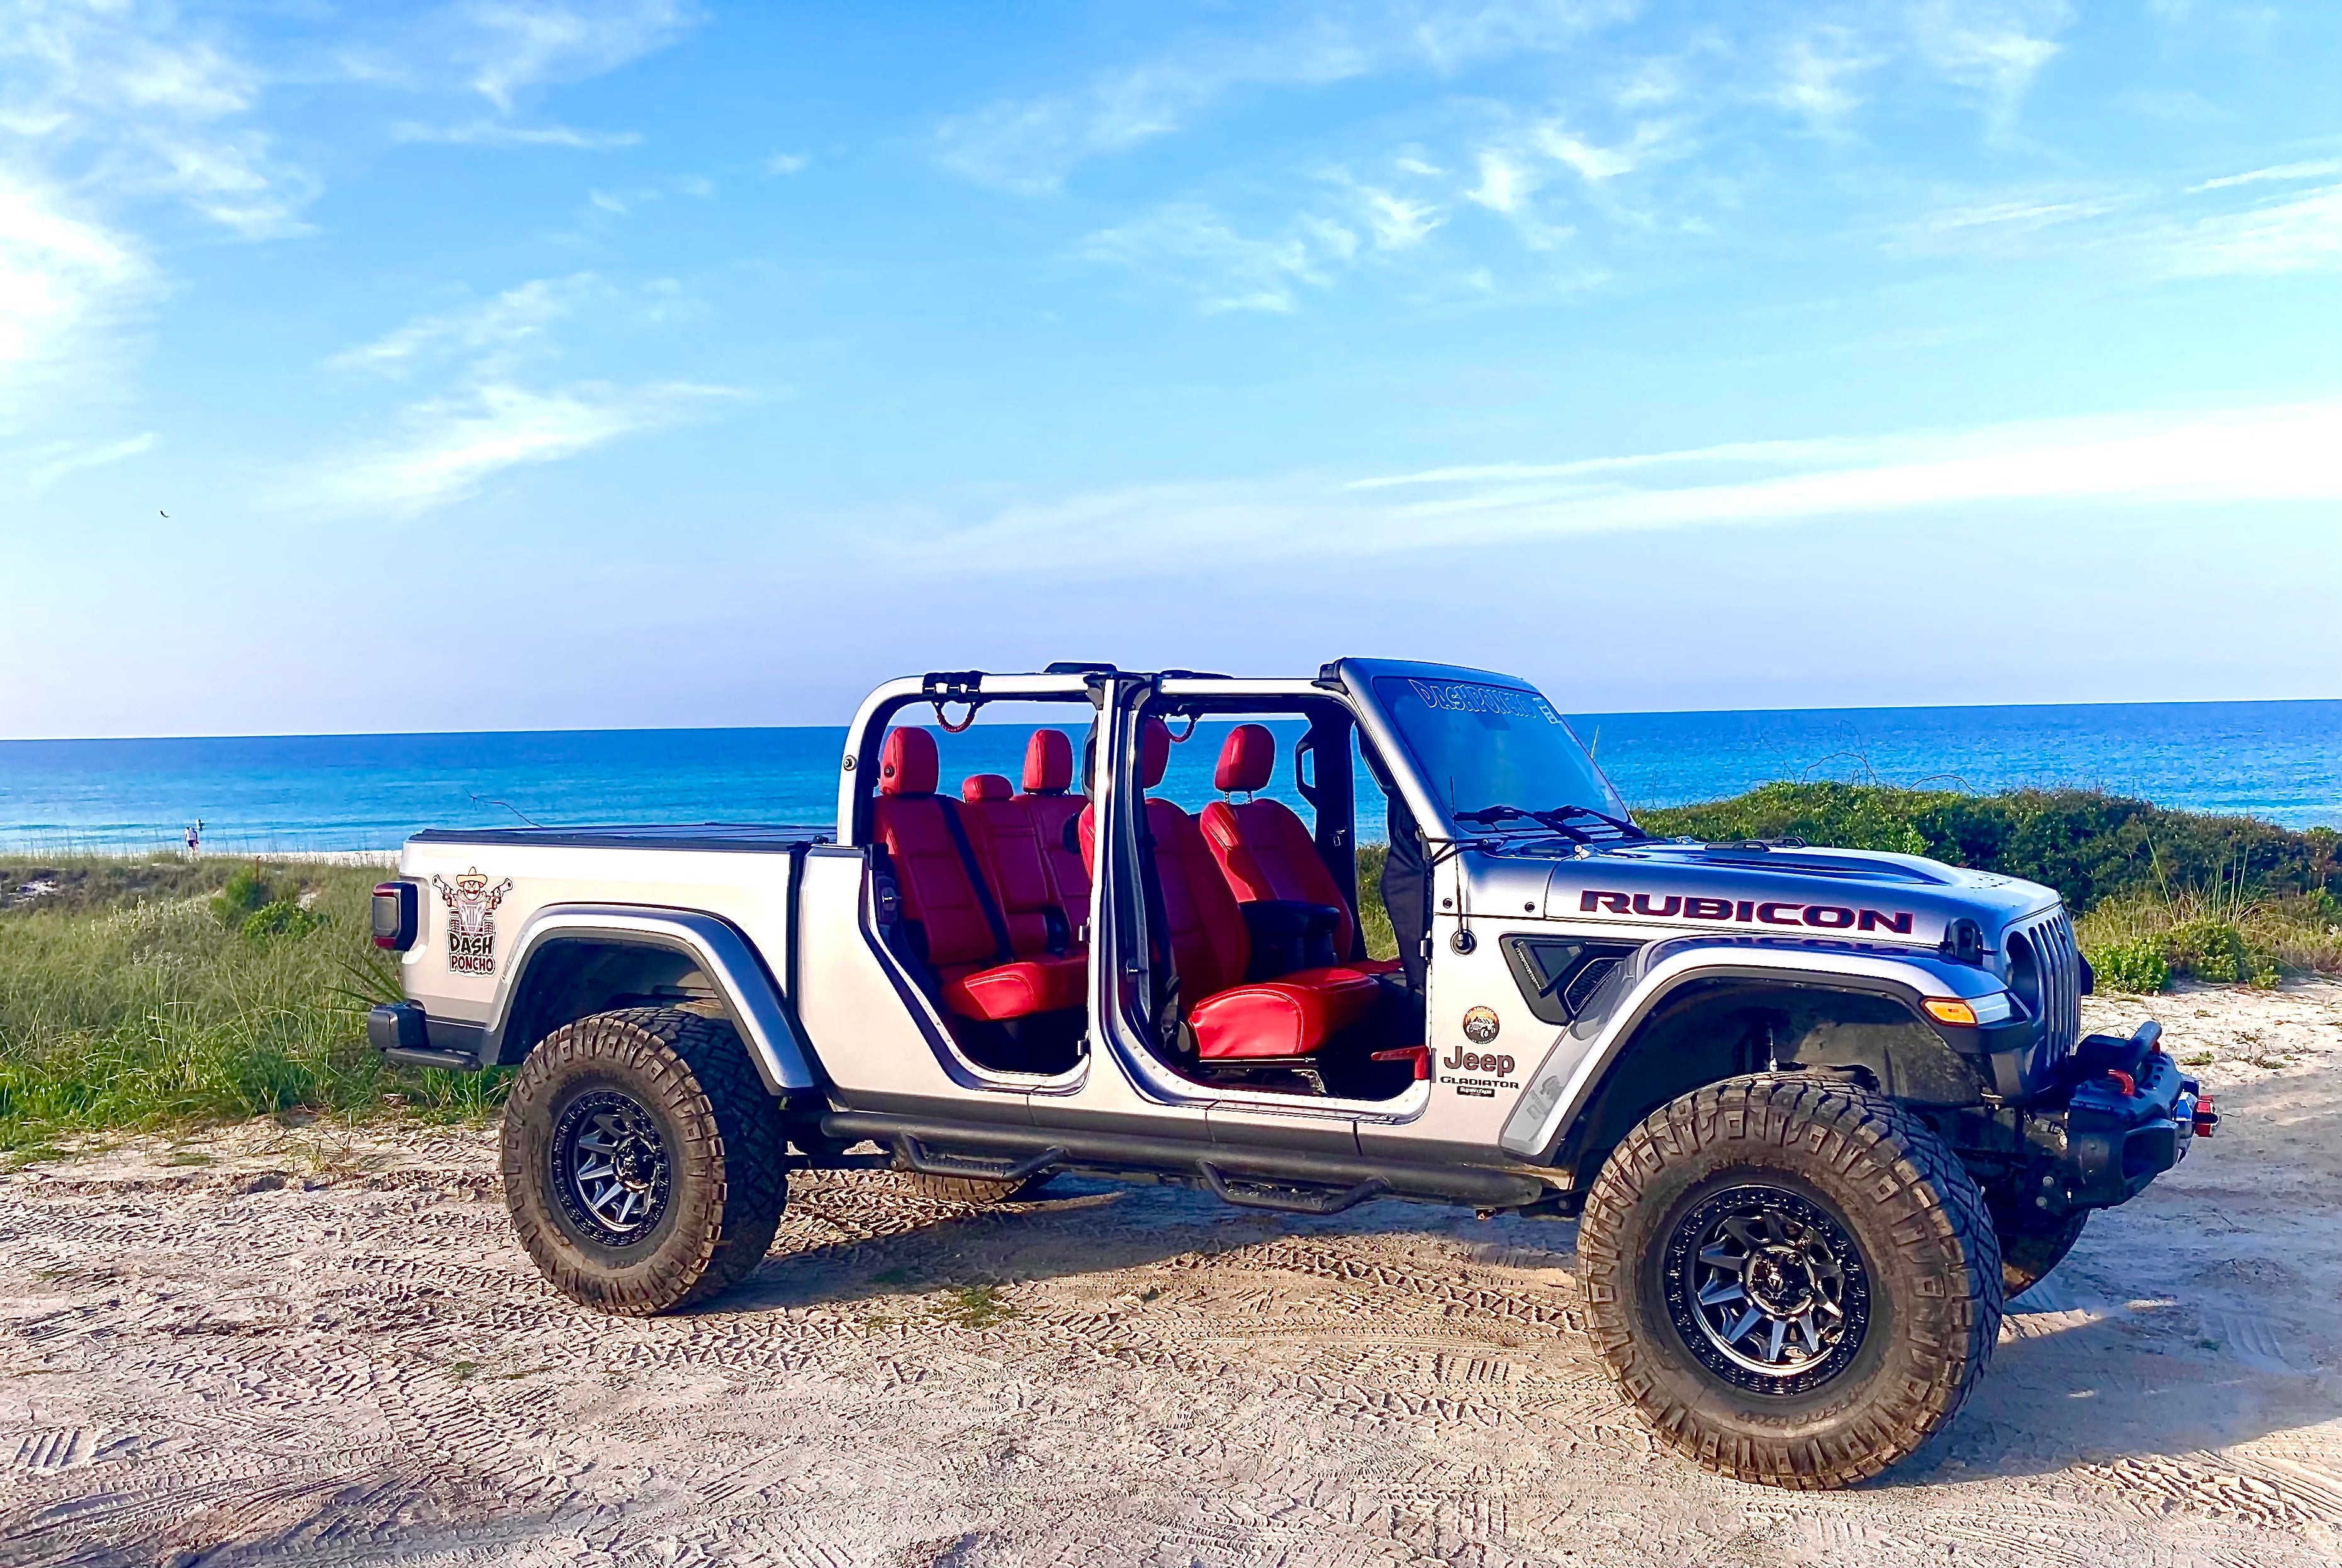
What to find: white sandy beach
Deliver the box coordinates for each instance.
[3,980,2338,1565]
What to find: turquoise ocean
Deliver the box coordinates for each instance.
[2,700,2336,856]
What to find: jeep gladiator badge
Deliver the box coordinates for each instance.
[432,868,513,976]
[1462,1005,1501,1044]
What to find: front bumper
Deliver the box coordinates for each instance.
[2017,1022,2209,1218]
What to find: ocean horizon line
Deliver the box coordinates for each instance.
[2,692,2338,749]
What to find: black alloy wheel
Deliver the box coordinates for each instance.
[1663,1184,1871,1395]
[552,1088,675,1245]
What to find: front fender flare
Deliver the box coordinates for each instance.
[487,904,818,1093]
[1498,934,2005,1160]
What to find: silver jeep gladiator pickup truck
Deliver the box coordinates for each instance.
[369,659,2211,1488]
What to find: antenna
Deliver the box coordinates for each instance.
[469,793,542,827]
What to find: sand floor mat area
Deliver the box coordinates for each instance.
[4,981,2340,1566]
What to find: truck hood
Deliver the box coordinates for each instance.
[1472,838,2059,950]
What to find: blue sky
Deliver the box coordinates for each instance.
[3,1,2337,739]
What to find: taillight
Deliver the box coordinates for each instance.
[373,881,419,950]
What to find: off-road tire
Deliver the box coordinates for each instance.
[901,1172,1058,1205]
[1577,1074,2003,1489]
[501,1007,787,1316]
[1992,1204,2087,1299]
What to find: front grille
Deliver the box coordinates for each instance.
[2011,908,2081,1064]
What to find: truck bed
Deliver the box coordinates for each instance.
[409,823,832,853]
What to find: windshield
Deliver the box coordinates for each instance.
[1372,675,1630,829]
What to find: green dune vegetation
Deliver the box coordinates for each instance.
[0,860,491,1156]
[4,783,2338,1150]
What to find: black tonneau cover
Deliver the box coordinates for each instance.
[408,823,831,853]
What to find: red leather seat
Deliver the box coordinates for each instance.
[960,771,1079,958]
[1201,724,1403,975]
[1081,720,1380,1061]
[1012,729,1090,922]
[870,728,1083,1022]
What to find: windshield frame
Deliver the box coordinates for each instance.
[1342,660,1633,843]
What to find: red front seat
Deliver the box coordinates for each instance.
[1081,721,1379,1061]
[1201,724,1402,976]
[870,727,1084,1022]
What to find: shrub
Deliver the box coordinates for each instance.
[211,865,276,926]
[2086,938,2170,994]
[1639,783,2341,916]
[240,899,325,942]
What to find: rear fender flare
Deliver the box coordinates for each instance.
[486,905,818,1093]
[1498,936,2004,1160]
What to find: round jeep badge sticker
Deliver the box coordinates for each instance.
[1462,1005,1501,1044]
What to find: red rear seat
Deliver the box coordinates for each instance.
[1081,720,1379,1061]
[1013,729,1091,924]
[1201,724,1403,976]
[959,772,1074,958]
[870,728,1083,1022]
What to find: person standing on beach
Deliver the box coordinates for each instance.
[185,819,203,857]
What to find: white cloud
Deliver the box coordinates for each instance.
[1077,203,1353,313]
[449,1,697,113]
[890,403,2342,576]
[1893,170,2342,279]
[1910,194,2122,235]
[1529,121,1651,181]
[0,171,153,428]
[0,1,312,238]
[934,2,1634,194]
[328,275,600,377]
[1768,26,1882,127]
[389,118,641,148]
[283,379,735,516]
[2156,184,2342,277]
[1465,151,1535,214]
[1358,187,1443,248]
[295,272,737,514]
[2188,159,2342,193]
[25,430,156,493]
[1907,0,2073,132]
[0,0,317,430]
[765,152,809,176]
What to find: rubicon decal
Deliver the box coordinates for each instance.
[433,868,513,976]
[1579,889,1915,934]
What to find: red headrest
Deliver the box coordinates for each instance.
[878,727,938,797]
[961,773,1012,802]
[1023,729,1073,795]
[1215,724,1275,793]
[1138,718,1170,790]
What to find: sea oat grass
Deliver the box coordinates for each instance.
[0,857,504,1151]
[2075,888,2342,992]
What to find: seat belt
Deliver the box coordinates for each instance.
[939,799,1016,966]
[1132,804,1187,1060]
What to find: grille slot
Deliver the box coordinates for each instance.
[2014,909,2081,1063]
